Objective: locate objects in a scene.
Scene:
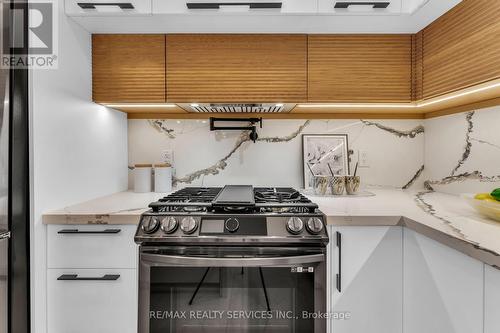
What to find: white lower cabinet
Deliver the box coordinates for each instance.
[47,224,137,269]
[47,224,139,333]
[403,229,483,333]
[485,264,500,333]
[47,268,137,333]
[329,226,403,333]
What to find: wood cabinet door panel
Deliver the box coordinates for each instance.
[92,34,166,103]
[308,35,413,103]
[421,0,500,98]
[166,34,307,103]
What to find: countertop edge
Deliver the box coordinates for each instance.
[328,215,500,269]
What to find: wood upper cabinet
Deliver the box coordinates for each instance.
[308,35,413,103]
[165,34,307,103]
[92,34,166,103]
[418,0,500,99]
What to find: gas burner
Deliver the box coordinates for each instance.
[136,185,327,247]
[254,188,302,203]
[183,206,207,213]
[149,186,319,214]
[223,206,251,213]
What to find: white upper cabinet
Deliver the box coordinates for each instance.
[485,264,500,333]
[403,229,484,333]
[319,0,402,14]
[152,0,318,14]
[318,0,432,14]
[65,0,152,16]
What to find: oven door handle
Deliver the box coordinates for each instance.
[141,253,325,267]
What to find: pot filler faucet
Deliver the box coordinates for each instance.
[209,117,263,142]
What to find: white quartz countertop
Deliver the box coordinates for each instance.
[42,191,170,225]
[42,189,500,265]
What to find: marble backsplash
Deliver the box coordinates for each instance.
[424,106,500,195]
[128,106,500,194]
[128,105,500,195]
[128,118,426,190]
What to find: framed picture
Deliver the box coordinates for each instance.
[302,134,350,189]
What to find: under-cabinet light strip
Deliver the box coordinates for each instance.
[104,103,178,108]
[102,80,500,110]
[298,80,500,109]
[296,103,416,108]
[418,81,500,107]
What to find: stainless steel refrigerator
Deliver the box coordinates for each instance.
[0,1,9,331]
[1,0,31,332]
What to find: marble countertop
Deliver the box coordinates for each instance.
[42,188,500,267]
[42,191,169,225]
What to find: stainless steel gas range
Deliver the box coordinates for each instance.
[135,185,329,333]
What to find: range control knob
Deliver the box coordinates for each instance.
[142,216,160,234]
[306,217,324,235]
[180,216,198,234]
[160,216,178,234]
[286,217,304,235]
[225,218,240,233]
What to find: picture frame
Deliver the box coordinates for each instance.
[302,134,350,189]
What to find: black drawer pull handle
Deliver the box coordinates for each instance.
[77,2,135,10]
[187,2,282,9]
[334,2,390,9]
[57,229,121,234]
[57,274,120,281]
[336,231,342,292]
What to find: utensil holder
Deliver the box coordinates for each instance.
[330,176,346,195]
[345,176,361,195]
[313,176,331,196]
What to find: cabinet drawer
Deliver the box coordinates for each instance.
[48,225,137,269]
[48,269,137,333]
[153,0,317,14]
[65,0,152,16]
[318,0,401,14]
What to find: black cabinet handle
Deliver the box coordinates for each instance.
[334,2,390,9]
[336,231,342,292]
[187,2,282,9]
[57,274,120,281]
[57,229,121,234]
[77,2,135,10]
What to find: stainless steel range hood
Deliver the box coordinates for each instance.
[178,103,296,113]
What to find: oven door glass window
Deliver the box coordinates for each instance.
[142,248,326,333]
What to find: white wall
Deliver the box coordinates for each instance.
[30,6,128,333]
